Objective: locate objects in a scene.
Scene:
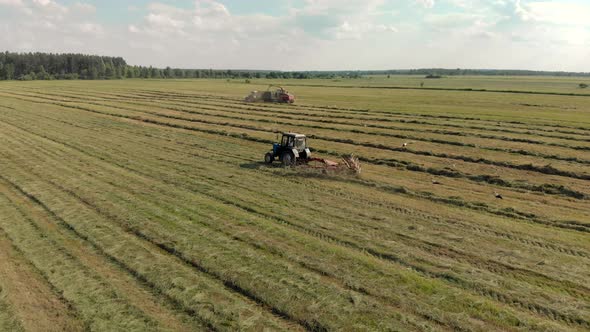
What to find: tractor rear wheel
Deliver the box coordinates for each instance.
[281,152,295,166]
[264,152,274,164]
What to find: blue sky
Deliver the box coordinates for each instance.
[1,0,589,70]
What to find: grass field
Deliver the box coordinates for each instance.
[274,75,590,95]
[0,77,588,331]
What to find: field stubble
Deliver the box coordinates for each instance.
[0,79,588,331]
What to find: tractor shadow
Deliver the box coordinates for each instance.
[239,162,265,170]
[239,163,362,179]
[239,162,299,170]
[240,162,287,170]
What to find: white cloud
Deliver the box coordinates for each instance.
[416,0,435,8]
[122,1,300,66]
[333,21,397,40]
[498,0,590,49]
[0,0,23,6]
[78,22,103,36]
[32,0,52,6]
[291,0,393,40]
[0,0,588,71]
[514,0,534,21]
[72,2,96,14]
[299,0,385,15]
[0,0,105,55]
[507,0,590,25]
[146,13,185,29]
[195,0,229,17]
[128,24,140,33]
[526,1,590,26]
[425,13,481,28]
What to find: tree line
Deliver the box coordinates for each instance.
[1,52,588,81]
[0,52,128,80]
[0,52,341,81]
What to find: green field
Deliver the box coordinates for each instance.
[274,75,590,95]
[0,78,589,331]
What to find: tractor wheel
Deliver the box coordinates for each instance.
[281,152,295,167]
[264,152,274,164]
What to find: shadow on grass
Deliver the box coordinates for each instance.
[239,162,265,170]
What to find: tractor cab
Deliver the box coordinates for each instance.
[278,133,306,152]
[265,133,311,166]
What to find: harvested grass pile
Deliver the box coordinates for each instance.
[341,154,361,175]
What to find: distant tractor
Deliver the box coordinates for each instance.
[265,133,311,166]
[245,85,295,104]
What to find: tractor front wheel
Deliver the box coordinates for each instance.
[281,152,295,167]
[264,152,274,164]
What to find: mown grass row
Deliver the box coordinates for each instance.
[3,84,589,330]
[0,172,303,331]
[208,148,590,258]
[0,124,447,331]
[39,89,590,205]
[5,89,590,260]
[3,125,588,332]
[4,90,589,192]
[6,101,589,253]
[100,112,590,228]
[0,116,446,330]
[0,108,480,330]
[73,92,590,165]
[0,114,305,332]
[17,86,590,147]
[124,88,590,134]
[2,105,588,330]
[2,116,441,330]
[0,176,208,332]
[14,88,590,170]
[0,262,25,332]
[162,92,590,140]
[6,103,587,261]
[0,182,170,332]
[3,93,587,228]
[131,98,590,169]
[21,91,590,199]
[162,94,590,143]
[158,148,590,304]
[19,85,590,235]
[32,87,590,145]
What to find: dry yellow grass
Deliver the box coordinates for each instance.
[0,78,588,331]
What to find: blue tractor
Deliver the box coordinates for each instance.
[264,132,312,166]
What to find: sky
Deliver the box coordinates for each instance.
[0,0,589,71]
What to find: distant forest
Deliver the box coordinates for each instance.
[1,52,589,81]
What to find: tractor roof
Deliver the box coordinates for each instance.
[283,132,306,138]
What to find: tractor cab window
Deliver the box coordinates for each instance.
[294,137,306,149]
[281,135,289,147]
